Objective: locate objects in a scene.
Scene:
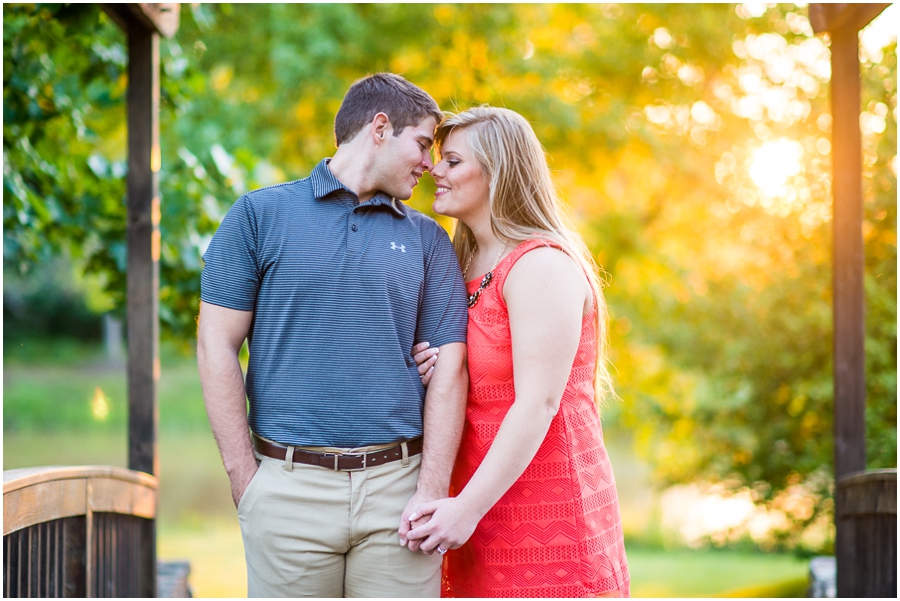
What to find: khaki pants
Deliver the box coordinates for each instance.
[238,449,441,598]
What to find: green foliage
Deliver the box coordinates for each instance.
[3,257,104,343]
[4,4,128,276]
[861,41,898,470]
[3,4,233,349]
[3,3,896,552]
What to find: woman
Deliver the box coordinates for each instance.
[404,107,630,597]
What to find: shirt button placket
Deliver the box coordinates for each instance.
[349,208,360,254]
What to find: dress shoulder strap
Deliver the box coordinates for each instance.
[493,237,598,318]
[492,237,567,302]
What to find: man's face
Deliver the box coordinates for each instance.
[374,117,437,200]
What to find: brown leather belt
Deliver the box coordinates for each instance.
[251,433,423,471]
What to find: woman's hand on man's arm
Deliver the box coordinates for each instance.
[412,341,440,386]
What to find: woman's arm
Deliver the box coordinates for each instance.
[412,341,439,386]
[399,341,468,550]
[405,247,588,553]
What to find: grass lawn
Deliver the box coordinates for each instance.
[158,519,247,598]
[4,357,811,597]
[627,547,808,597]
[155,527,811,598]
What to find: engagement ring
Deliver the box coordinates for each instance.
[436,546,447,555]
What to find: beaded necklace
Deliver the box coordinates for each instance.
[464,242,508,308]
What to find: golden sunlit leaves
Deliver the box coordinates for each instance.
[712,12,845,232]
[861,101,889,135]
[210,65,232,91]
[787,394,807,418]
[294,98,315,123]
[735,3,768,20]
[748,138,803,197]
[522,40,535,61]
[554,72,594,105]
[572,22,596,47]
[678,65,705,88]
[614,316,632,336]
[690,101,717,126]
[733,449,753,465]
[730,33,828,128]
[433,4,454,27]
[641,66,659,83]
[860,4,899,63]
[644,104,670,125]
[652,27,674,50]
[468,39,489,71]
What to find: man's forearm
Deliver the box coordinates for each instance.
[416,342,468,498]
[199,346,256,476]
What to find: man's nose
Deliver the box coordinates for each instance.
[423,152,434,170]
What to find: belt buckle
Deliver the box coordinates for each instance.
[329,452,367,471]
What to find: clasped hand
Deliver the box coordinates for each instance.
[401,497,480,555]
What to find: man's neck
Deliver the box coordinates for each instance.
[328,146,378,203]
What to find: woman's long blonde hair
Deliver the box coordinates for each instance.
[435,106,615,403]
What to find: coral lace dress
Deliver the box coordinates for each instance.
[442,238,630,598]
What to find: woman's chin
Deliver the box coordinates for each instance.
[432,201,454,218]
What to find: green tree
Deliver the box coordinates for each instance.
[3,4,232,348]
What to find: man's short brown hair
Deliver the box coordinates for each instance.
[334,73,442,146]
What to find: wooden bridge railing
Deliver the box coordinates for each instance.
[835,468,897,597]
[3,466,157,597]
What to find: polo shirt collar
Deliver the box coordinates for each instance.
[312,158,406,218]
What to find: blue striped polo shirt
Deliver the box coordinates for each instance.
[201,158,468,447]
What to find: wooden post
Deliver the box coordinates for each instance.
[98,6,179,598]
[126,25,160,484]
[830,24,866,482]
[101,2,179,480]
[125,22,159,601]
[810,4,893,597]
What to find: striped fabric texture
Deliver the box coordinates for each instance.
[201,159,468,447]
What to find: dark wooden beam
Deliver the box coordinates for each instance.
[99,6,176,596]
[126,22,160,482]
[101,3,180,38]
[811,0,889,484]
[125,24,160,597]
[809,3,889,35]
[808,0,888,493]
[830,27,866,482]
[811,3,894,596]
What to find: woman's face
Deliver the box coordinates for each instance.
[430,128,491,224]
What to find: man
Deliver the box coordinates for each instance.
[197,73,468,597]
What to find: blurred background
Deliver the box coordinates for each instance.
[3,3,896,597]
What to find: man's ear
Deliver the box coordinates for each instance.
[372,112,392,143]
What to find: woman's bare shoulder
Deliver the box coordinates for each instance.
[504,245,586,303]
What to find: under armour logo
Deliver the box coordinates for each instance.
[390,242,406,253]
